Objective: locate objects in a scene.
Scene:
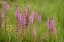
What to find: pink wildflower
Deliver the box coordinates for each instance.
[46,17,56,35]
[15,5,21,33]
[29,11,34,26]
[51,17,56,35]
[4,2,9,12]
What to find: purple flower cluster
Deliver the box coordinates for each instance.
[16,5,27,36]
[15,4,42,37]
[46,17,56,35]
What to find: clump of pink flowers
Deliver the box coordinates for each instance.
[15,4,41,37]
[0,1,58,41]
[15,4,57,42]
[15,5,26,36]
[46,17,56,35]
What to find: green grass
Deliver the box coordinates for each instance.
[0,0,64,42]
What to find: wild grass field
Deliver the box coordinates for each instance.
[0,0,64,42]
